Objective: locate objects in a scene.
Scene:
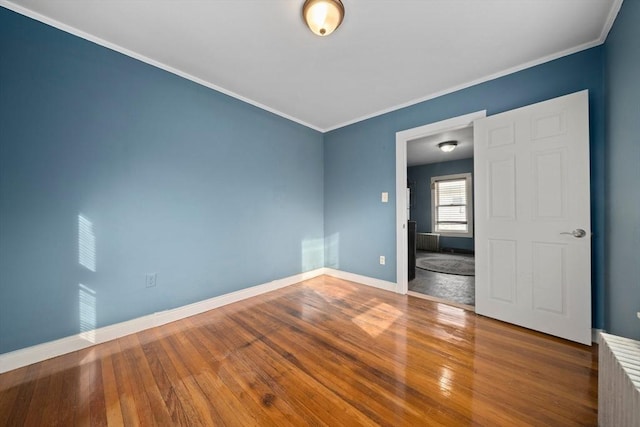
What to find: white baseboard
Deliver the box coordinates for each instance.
[592,328,605,344]
[0,268,325,374]
[325,269,606,347]
[2,267,595,373]
[323,268,398,293]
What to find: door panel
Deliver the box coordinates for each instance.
[474,90,591,345]
[532,149,567,219]
[488,239,517,303]
[531,110,567,140]
[532,242,566,314]
[488,157,517,219]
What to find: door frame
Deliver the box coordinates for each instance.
[395,110,486,294]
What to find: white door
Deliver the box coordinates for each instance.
[474,90,591,345]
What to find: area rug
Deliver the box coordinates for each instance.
[416,254,475,276]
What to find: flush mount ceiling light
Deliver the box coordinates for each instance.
[303,0,345,36]
[438,141,458,152]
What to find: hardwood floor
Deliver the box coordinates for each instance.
[0,275,598,426]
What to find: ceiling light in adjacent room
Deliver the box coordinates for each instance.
[438,141,458,152]
[303,0,345,36]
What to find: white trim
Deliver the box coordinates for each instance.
[1,0,622,134]
[325,34,616,132]
[431,172,474,238]
[407,290,475,312]
[0,0,323,133]
[323,268,397,293]
[396,111,486,295]
[0,268,326,374]
[599,0,624,43]
[396,133,409,295]
[592,328,605,345]
[0,266,602,373]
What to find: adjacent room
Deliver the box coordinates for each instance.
[1,0,638,425]
[406,126,476,307]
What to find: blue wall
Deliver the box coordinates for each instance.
[408,158,474,252]
[604,0,640,340]
[324,47,606,328]
[0,8,324,354]
[3,2,638,354]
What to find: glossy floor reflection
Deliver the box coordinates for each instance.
[0,275,597,426]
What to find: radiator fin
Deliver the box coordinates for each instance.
[417,233,439,251]
[599,333,640,427]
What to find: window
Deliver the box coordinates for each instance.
[431,173,473,237]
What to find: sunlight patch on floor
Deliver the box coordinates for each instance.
[352,300,403,338]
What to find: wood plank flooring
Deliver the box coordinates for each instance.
[0,275,598,426]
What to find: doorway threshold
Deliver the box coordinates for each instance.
[407,290,475,312]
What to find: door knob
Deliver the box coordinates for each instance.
[560,229,586,238]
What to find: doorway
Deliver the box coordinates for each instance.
[406,128,475,307]
[407,126,475,310]
[396,91,591,344]
[395,111,486,307]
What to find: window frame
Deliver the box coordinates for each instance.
[430,172,473,238]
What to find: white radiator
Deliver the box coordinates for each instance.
[599,333,640,427]
[417,233,439,251]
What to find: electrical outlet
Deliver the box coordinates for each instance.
[145,273,157,288]
[379,256,385,265]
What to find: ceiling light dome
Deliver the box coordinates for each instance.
[303,0,345,36]
[438,141,458,152]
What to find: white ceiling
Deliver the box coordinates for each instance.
[407,126,474,167]
[2,0,622,132]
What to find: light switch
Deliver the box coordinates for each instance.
[381,192,388,203]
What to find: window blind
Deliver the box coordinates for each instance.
[434,178,468,232]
